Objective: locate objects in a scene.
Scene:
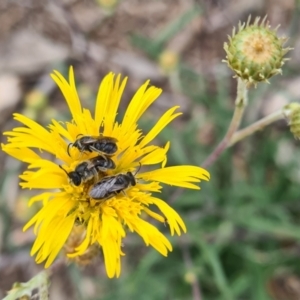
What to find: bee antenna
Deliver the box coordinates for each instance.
[76,133,84,139]
[59,165,69,176]
[67,143,73,156]
[134,162,142,176]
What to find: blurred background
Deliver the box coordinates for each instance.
[1,0,300,299]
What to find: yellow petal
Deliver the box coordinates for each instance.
[95,73,114,129]
[139,106,181,148]
[104,75,127,135]
[140,165,210,189]
[122,82,162,133]
[149,197,187,235]
[44,216,74,268]
[51,67,82,123]
[1,145,41,163]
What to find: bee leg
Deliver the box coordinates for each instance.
[77,150,86,159]
[67,143,73,156]
[120,190,128,197]
[100,194,115,201]
[164,217,169,227]
[104,192,121,200]
[89,146,108,161]
[78,198,89,202]
[76,133,84,139]
[91,168,99,183]
[97,166,107,172]
[75,217,84,225]
[99,154,108,162]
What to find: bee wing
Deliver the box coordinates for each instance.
[89,177,117,199]
[89,155,106,166]
[100,136,118,143]
[107,181,128,193]
[83,136,102,144]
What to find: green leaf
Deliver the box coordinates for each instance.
[3,271,50,300]
[195,237,233,300]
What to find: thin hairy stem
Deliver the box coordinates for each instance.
[201,78,248,168]
[229,109,285,146]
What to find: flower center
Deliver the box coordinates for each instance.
[242,32,273,64]
[253,40,264,52]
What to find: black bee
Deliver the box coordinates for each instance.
[89,172,136,200]
[67,135,118,157]
[59,155,116,186]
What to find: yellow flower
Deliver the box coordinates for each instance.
[2,67,210,278]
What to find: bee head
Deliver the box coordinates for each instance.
[68,171,82,186]
[126,172,136,186]
[59,165,82,186]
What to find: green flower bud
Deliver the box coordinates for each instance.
[224,16,292,86]
[284,103,300,139]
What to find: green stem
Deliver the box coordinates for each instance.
[201,78,248,168]
[229,109,284,146]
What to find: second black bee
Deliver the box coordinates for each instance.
[60,155,116,186]
[67,135,118,157]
